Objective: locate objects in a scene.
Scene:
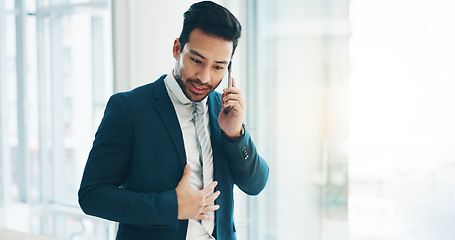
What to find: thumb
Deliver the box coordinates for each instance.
[180,164,191,184]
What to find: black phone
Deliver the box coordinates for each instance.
[224,62,233,114]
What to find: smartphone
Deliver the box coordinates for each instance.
[228,61,232,88]
[224,62,233,114]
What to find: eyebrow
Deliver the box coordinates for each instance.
[190,50,229,64]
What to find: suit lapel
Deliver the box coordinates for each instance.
[208,92,222,178]
[152,76,187,170]
[150,80,222,173]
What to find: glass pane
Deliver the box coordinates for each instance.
[250,0,350,239]
[1,0,114,238]
[4,1,19,203]
[45,10,113,206]
[349,0,455,239]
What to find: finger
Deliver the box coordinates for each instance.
[223,86,242,95]
[205,191,221,204]
[232,77,237,88]
[202,204,220,213]
[223,91,239,101]
[224,100,244,113]
[223,92,243,105]
[201,181,218,196]
[198,213,215,220]
[223,91,244,108]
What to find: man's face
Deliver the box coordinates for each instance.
[173,28,233,102]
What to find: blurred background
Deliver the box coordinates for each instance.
[1,0,455,239]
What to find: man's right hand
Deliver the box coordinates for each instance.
[175,164,220,220]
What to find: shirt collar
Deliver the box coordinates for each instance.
[164,71,208,107]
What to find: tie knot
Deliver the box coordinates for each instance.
[192,102,205,116]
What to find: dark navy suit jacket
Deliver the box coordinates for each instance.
[78,75,269,240]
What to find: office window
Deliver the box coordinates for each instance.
[349,0,455,239]
[0,0,115,239]
[246,0,350,239]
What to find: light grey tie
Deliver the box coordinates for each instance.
[192,102,215,237]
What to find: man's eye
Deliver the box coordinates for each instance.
[191,58,202,64]
[214,66,224,70]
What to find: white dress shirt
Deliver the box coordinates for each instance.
[164,72,215,240]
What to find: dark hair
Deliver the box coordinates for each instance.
[179,1,242,55]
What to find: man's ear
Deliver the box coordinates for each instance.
[173,38,181,60]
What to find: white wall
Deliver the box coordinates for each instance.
[112,0,191,91]
[112,0,242,92]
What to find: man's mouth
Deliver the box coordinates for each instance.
[189,82,209,94]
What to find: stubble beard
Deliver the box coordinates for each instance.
[173,68,219,102]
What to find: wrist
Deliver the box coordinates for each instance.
[223,125,245,142]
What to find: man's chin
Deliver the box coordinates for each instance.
[189,93,208,102]
[182,88,206,102]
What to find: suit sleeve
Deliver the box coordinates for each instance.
[222,125,269,195]
[78,94,179,228]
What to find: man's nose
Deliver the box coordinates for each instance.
[196,66,211,84]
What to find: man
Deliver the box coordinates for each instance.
[78,1,269,239]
